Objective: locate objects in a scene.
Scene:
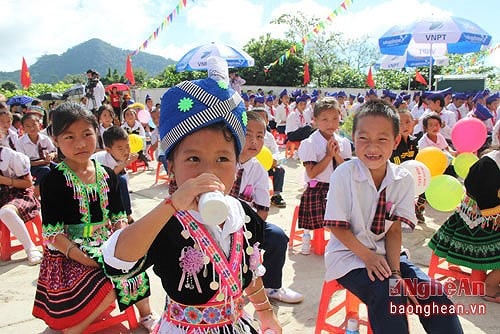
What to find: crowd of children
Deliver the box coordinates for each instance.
[1,59,500,333]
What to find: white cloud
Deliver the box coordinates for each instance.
[0,0,497,73]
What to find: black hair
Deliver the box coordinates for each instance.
[246,110,267,128]
[103,126,128,148]
[12,113,22,123]
[353,99,400,137]
[21,112,41,125]
[428,95,445,109]
[52,102,98,137]
[167,121,238,161]
[97,104,115,120]
[422,112,442,130]
[313,96,340,117]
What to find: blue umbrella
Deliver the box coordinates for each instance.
[378,16,491,88]
[176,42,254,72]
[375,53,449,70]
[6,95,34,105]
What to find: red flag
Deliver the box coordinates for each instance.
[303,62,310,86]
[415,69,428,86]
[21,57,32,89]
[366,66,375,88]
[125,55,135,85]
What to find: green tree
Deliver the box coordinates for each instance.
[239,34,305,86]
[1,81,18,91]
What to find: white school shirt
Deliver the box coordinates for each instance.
[91,151,129,181]
[323,158,416,281]
[285,109,312,134]
[264,131,280,161]
[0,147,31,178]
[238,158,270,209]
[274,103,290,127]
[298,130,352,183]
[15,133,56,160]
[121,120,146,137]
[150,127,162,160]
[411,105,429,134]
[1,129,18,148]
[437,109,456,140]
[418,133,448,150]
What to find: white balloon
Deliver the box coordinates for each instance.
[401,160,432,195]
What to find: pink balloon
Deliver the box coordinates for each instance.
[451,118,487,153]
[137,109,151,124]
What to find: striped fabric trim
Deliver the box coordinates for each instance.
[160,81,244,154]
[324,220,350,229]
[395,215,415,231]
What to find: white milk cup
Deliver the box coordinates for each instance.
[198,191,229,226]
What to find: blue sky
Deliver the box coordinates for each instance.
[0,0,498,72]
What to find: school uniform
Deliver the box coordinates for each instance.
[274,103,290,134]
[1,128,19,150]
[229,158,289,290]
[91,151,132,216]
[324,158,462,333]
[285,109,313,142]
[297,131,352,230]
[264,131,285,194]
[15,132,56,185]
[0,147,40,222]
[437,109,456,140]
[122,121,149,165]
[418,133,448,150]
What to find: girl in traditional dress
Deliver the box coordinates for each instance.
[32,102,155,333]
[101,57,282,333]
[428,122,500,303]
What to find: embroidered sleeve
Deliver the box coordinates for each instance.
[42,222,65,242]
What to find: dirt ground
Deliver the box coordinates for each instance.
[0,153,498,333]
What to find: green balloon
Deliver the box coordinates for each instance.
[452,153,479,179]
[425,175,465,212]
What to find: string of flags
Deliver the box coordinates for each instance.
[129,0,190,56]
[264,0,354,72]
[453,43,499,74]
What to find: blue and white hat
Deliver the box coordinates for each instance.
[159,57,247,158]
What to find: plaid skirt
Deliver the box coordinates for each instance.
[298,182,330,230]
[0,185,40,222]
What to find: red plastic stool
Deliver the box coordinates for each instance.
[126,159,147,173]
[288,205,328,255]
[285,141,301,159]
[84,303,138,333]
[0,215,43,261]
[154,161,170,185]
[315,280,372,334]
[428,252,486,294]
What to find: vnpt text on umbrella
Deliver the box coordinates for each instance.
[425,34,448,41]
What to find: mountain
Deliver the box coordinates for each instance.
[0,38,176,84]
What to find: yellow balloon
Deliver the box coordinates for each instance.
[415,147,448,177]
[255,146,273,171]
[128,134,144,153]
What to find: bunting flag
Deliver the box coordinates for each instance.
[366,66,375,88]
[125,55,135,85]
[303,62,310,85]
[130,0,190,56]
[415,69,428,86]
[21,57,32,89]
[265,0,355,71]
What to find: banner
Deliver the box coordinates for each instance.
[130,0,190,56]
[265,0,355,71]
